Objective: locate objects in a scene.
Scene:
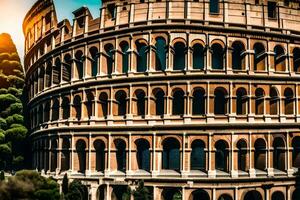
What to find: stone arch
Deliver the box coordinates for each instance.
[192,87,206,115]
[244,190,263,200]
[218,194,233,200]
[76,139,87,173]
[292,136,300,168]
[153,88,165,116]
[85,91,94,118]
[292,188,300,200]
[136,40,148,72]
[73,95,82,120]
[192,42,205,70]
[284,87,294,115]
[52,98,59,121]
[273,137,286,171]
[53,57,61,84]
[293,47,300,72]
[236,87,248,115]
[271,191,285,200]
[215,140,229,172]
[119,41,129,73]
[237,139,247,171]
[255,88,265,115]
[104,43,114,75]
[63,53,72,82]
[214,87,228,115]
[162,137,181,170]
[155,36,167,71]
[94,139,105,172]
[191,139,206,171]
[172,88,185,115]
[89,46,99,77]
[45,61,52,87]
[99,92,109,118]
[253,42,266,71]
[61,138,70,171]
[114,139,127,172]
[61,96,70,120]
[231,41,246,70]
[190,189,210,200]
[50,138,58,172]
[38,66,45,92]
[115,90,127,117]
[270,87,279,115]
[173,40,186,70]
[135,138,150,171]
[75,50,84,79]
[133,89,146,116]
[161,188,182,200]
[274,45,286,72]
[254,138,267,170]
[211,42,224,70]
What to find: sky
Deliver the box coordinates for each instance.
[0,0,100,61]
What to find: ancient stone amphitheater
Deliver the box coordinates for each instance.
[23,0,300,199]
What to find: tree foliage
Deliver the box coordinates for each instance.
[133,181,152,200]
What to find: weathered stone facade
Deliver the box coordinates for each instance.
[23,0,300,199]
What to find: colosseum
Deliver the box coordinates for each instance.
[23,0,300,199]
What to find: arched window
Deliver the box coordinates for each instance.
[210,0,220,14]
[135,90,146,116]
[34,71,38,94]
[237,140,247,171]
[193,43,205,70]
[211,43,224,70]
[154,89,165,116]
[38,67,45,92]
[73,95,82,120]
[253,43,266,71]
[115,139,126,172]
[136,139,150,171]
[99,92,108,118]
[115,90,127,116]
[45,61,52,87]
[173,42,186,70]
[86,92,94,118]
[273,137,285,171]
[53,58,61,84]
[155,37,167,71]
[162,188,182,200]
[236,88,247,115]
[284,88,294,115]
[76,140,86,173]
[44,101,50,122]
[191,140,206,171]
[255,88,265,115]
[136,41,148,72]
[215,140,229,172]
[244,191,263,200]
[271,191,285,200]
[270,87,279,115]
[254,138,266,170]
[218,194,233,200]
[232,41,245,70]
[172,89,185,115]
[192,88,205,115]
[162,138,180,170]
[94,140,105,172]
[62,97,70,119]
[90,47,99,77]
[63,54,72,82]
[50,139,57,172]
[61,138,70,171]
[38,105,43,125]
[75,51,84,79]
[120,41,129,73]
[52,98,59,121]
[292,189,300,200]
[214,87,228,115]
[192,190,210,200]
[104,44,114,75]
[274,45,286,72]
[292,137,300,168]
[293,47,300,72]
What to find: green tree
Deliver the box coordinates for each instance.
[62,173,69,195]
[133,181,152,200]
[65,180,88,200]
[0,170,4,181]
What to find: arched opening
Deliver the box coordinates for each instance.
[191,140,206,171]
[271,191,285,200]
[162,188,182,200]
[52,98,59,121]
[38,105,43,125]
[173,42,186,70]
[211,43,224,70]
[76,140,86,173]
[218,194,233,200]
[53,58,61,84]
[50,139,57,172]
[192,88,206,115]
[237,139,247,171]
[73,95,82,120]
[38,67,45,92]
[136,139,150,171]
[273,137,286,171]
[154,89,165,116]
[120,41,129,73]
[193,43,205,70]
[232,41,245,70]
[274,45,286,72]
[192,189,210,200]
[244,190,263,200]
[253,43,266,71]
[136,41,148,72]
[162,138,180,170]
[44,101,50,122]
[284,88,294,115]
[75,51,84,79]
[292,137,300,168]
[135,90,146,116]
[104,43,114,75]
[90,47,99,77]
[215,140,229,172]
[255,88,265,115]
[254,138,267,171]
[292,189,300,200]
[293,47,300,72]
[99,92,108,118]
[111,185,130,200]
[155,37,167,71]
[62,97,70,119]
[115,139,126,172]
[172,89,185,115]
[45,61,52,87]
[94,140,105,172]
[270,87,279,115]
[214,87,228,115]
[115,90,127,116]
[86,92,94,118]
[61,138,70,172]
[236,88,247,115]
[63,54,72,82]
[97,185,106,200]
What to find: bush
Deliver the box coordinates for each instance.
[8,88,22,97]
[0,94,18,108]
[65,180,88,200]
[5,114,24,126]
[5,126,27,141]
[0,118,7,130]
[0,143,11,155]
